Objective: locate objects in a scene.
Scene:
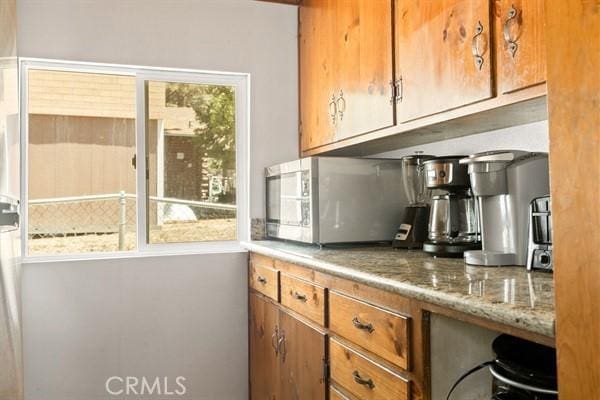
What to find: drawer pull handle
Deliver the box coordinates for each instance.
[292,292,307,302]
[257,276,267,285]
[352,316,375,333]
[353,370,375,389]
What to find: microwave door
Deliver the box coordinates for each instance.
[266,176,281,224]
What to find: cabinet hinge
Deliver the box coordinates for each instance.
[322,358,330,382]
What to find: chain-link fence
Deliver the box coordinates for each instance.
[28,193,236,255]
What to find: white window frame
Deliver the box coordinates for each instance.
[20,58,250,261]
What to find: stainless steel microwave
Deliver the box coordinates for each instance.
[265,157,406,244]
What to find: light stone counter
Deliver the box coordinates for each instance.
[243,240,555,338]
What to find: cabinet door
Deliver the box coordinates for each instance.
[299,0,337,151]
[334,0,395,141]
[495,0,546,94]
[395,0,493,122]
[249,293,280,400]
[278,310,327,400]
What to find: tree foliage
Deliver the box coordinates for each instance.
[165,83,236,169]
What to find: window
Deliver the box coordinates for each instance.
[22,61,248,257]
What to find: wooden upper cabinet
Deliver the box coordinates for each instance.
[395,0,493,122]
[249,293,280,400]
[300,0,336,151]
[333,0,395,141]
[494,0,547,94]
[278,310,327,400]
[299,0,394,152]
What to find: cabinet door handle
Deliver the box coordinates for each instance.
[278,332,287,362]
[256,276,267,285]
[471,20,485,70]
[328,94,337,124]
[395,77,403,103]
[292,291,307,302]
[352,316,375,333]
[353,370,375,389]
[271,326,279,355]
[336,90,346,121]
[503,5,519,57]
[389,80,396,105]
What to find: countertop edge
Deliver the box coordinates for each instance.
[242,241,555,339]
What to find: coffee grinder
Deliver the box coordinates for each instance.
[393,152,434,249]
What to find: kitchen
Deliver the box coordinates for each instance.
[0,0,597,400]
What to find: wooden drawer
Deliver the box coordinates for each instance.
[280,273,326,326]
[330,386,350,400]
[329,291,410,370]
[330,339,410,400]
[249,262,279,301]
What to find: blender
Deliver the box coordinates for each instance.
[392,152,434,249]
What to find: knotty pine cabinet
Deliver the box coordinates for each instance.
[494,0,547,94]
[248,253,427,400]
[299,0,548,155]
[395,0,493,122]
[249,292,327,400]
[299,0,394,151]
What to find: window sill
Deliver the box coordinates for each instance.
[21,241,248,264]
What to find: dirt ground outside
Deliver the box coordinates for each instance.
[28,218,237,255]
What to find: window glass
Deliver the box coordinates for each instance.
[27,69,137,255]
[145,81,237,244]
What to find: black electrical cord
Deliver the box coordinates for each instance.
[446,360,495,400]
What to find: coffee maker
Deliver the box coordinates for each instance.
[392,152,434,249]
[422,156,481,257]
[459,151,550,266]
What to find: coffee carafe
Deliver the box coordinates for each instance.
[459,151,550,266]
[422,156,481,257]
[392,152,434,249]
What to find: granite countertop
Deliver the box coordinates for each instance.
[242,240,555,338]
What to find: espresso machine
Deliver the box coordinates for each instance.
[459,151,550,266]
[392,152,434,249]
[422,156,481,257]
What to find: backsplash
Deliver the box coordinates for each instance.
[373,120,549,158]
[251,218,267,241]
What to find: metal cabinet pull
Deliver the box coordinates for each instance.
[336,90,346,121]
[395,77,403,103]
[271,326,279,355]
[503,5,520,57]
[328,94,338,124]
[278,332,287,362]
[389,80,396,105]
[352,316,375,333]
[471,21,485,70]
[257,276,267,285]
[353,370,375,389]
[292,292,307,302]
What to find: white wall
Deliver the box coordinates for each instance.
[22,252,248,400]
[17,0,299,219]
[17,1,299,399]
[375,120,549,158]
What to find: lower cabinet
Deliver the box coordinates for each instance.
[249,293,279,400]
[249,292,327,400]
[249,253,425,400]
